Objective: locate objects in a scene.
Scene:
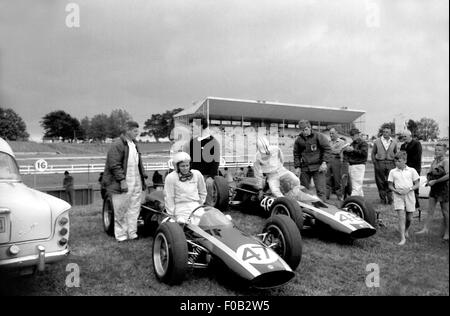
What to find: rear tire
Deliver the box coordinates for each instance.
[270,197,304,231]
[152,222,188,285]
[263,215,302,270]
[102,196,114,236]
[212,176,229,211]
[342,196,376,227]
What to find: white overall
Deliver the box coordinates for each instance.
[112,141,143,241]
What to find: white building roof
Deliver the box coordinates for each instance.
[175,96,365,124]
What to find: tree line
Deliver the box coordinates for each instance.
[0,107,184,142]
[376,118,441,141]
[0,106,444,142]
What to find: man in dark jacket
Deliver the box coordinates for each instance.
[400,129,422,210]
[293,120,331,200]
[188,115,220,206]
[343,128,368,196]
[102,121,147,242]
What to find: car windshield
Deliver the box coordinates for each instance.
[0,153,21,181]
[197,207,233,228]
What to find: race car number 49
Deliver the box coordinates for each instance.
[335,211,365,224]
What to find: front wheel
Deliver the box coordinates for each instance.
[270,197,304,231]
[152,222,188,285]
[262,215,302,270]
[342,196,376,227]
[102,196,114,236]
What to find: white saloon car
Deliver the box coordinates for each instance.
[0,138,70,275]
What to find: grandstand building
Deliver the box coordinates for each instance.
[174,97,366,163]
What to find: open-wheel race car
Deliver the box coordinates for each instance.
[229,177,377,239]
[101,173,230,237]
[102,190,302,288]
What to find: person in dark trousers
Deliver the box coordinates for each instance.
[371,127,398,204]
[152,170,163,189]
[63,171,75,205]
[293,120,331,200]
[326,128,346,200]
[400,129,422,211]
[416,143,449,241]
[188,115,221,206]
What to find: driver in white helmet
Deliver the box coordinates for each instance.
[164,151,207,223]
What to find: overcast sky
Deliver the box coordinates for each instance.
[1,0,448,141]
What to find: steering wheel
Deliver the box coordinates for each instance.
[186,205,206,224]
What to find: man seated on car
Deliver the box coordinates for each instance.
[164,151,207,224]
[253,136,320,203]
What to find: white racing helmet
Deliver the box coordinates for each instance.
[172,151,191,168]
[257,136,278,155]
[257,136,270,155]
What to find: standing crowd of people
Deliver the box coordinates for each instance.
[97,116,448,245]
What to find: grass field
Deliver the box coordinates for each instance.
[1,188,448,296]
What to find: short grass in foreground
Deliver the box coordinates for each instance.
[0,193,448,296]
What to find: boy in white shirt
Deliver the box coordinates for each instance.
[388,151,420,245]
